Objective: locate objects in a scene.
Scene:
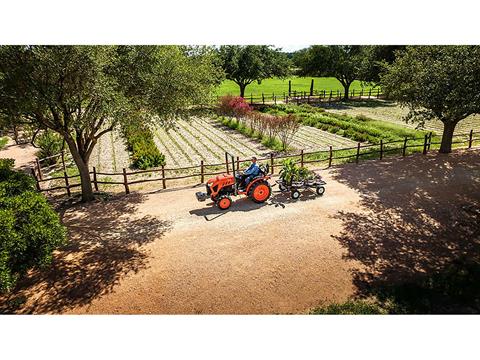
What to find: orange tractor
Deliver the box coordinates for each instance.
[195,153,272,210]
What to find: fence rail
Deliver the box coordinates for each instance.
[31,129,479,197]
[220,88,384,106]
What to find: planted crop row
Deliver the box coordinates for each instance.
[262,104,431,143]
[121,122,165,169]
[152,117,269,167]
[325,100,480,135]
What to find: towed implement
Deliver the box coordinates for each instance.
[196,153,272,210]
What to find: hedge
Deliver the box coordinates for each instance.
[121,123,166,169]
[0,159,67,293]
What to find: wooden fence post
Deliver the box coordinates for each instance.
[63,171,71,197]
[402,137,408,157]
[360,89,364,98]
[368,89,372,99]
[310,79,314,96]
[35,158,43,180]
[270,153,274,174]
[274,96,277,105]
[122,168,130,194]
[200,160,204,183]
[288,81,291,97]
[428,132,433,151]
[352,89,355,98]
[225,152,229,174]
[236,156,240,172]
[300,150,304,167]
[380,139,383,160]
[356,142,361,163]
[468,129,473,148]
[93,166,99,191]
[31,167,41,191]
[161,164,166,189]
[250,94,253,104]
[262,93,265,104]
[328,146,333,167]
[423,134,428,155]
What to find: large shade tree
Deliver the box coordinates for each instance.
[357,45,406,83]
[293,45,363,100]
[218,45,290,97]
[381,45,480,153]
[0,45,221,201]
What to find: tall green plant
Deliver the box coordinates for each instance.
[279,158,314,184]
[35,130,63,165]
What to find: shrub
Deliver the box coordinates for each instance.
[0,136,7,150]
[121,123,166,170]
[218,95,253,118]
[277,114,300,151]
[0,165,67,293]
[35,130,63,165]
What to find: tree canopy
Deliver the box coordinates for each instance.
[356,45,405,83]
[0,45,221,201]
[293,45,363,99]
[381,45,480,153]
[218,45,291,97]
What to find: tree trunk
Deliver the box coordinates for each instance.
[65,137,94,202]
[343,82,351,100]
[439,121,457,154]
[239,83,247,98]
[30,128,40,148]
[12,125,19,144]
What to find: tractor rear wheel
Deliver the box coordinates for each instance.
[249,181,271,203]
[217,195,232,210]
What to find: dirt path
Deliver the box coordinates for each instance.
[2,148,479,314]
[0,137,37,172]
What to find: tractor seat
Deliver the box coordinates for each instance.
[259,163,269,176]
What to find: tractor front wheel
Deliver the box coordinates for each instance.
[249,181,271,203]
[217,195,232,210]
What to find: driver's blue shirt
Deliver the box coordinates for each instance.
[244,162,260,176]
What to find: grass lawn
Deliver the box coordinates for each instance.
[217,77,379,97]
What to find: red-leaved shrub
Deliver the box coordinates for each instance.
[218,95,252,118]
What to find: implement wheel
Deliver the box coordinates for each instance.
[217,195,232,210]
[249,181,271,203]
[316,186,325,196]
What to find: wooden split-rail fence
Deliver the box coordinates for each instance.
[31,130,479,197]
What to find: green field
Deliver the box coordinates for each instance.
[217,77,379,97]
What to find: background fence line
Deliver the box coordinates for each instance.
[219,88,384,106]
[31,129,480,197]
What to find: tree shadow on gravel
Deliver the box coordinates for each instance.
[330,151,480,313]
[0,193,172,314]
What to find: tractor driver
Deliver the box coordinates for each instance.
[239,156,260,189]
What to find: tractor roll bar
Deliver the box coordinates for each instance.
[225,152,237,196]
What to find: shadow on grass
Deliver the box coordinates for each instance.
[330,150,480,313]
[0,192,172,314]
